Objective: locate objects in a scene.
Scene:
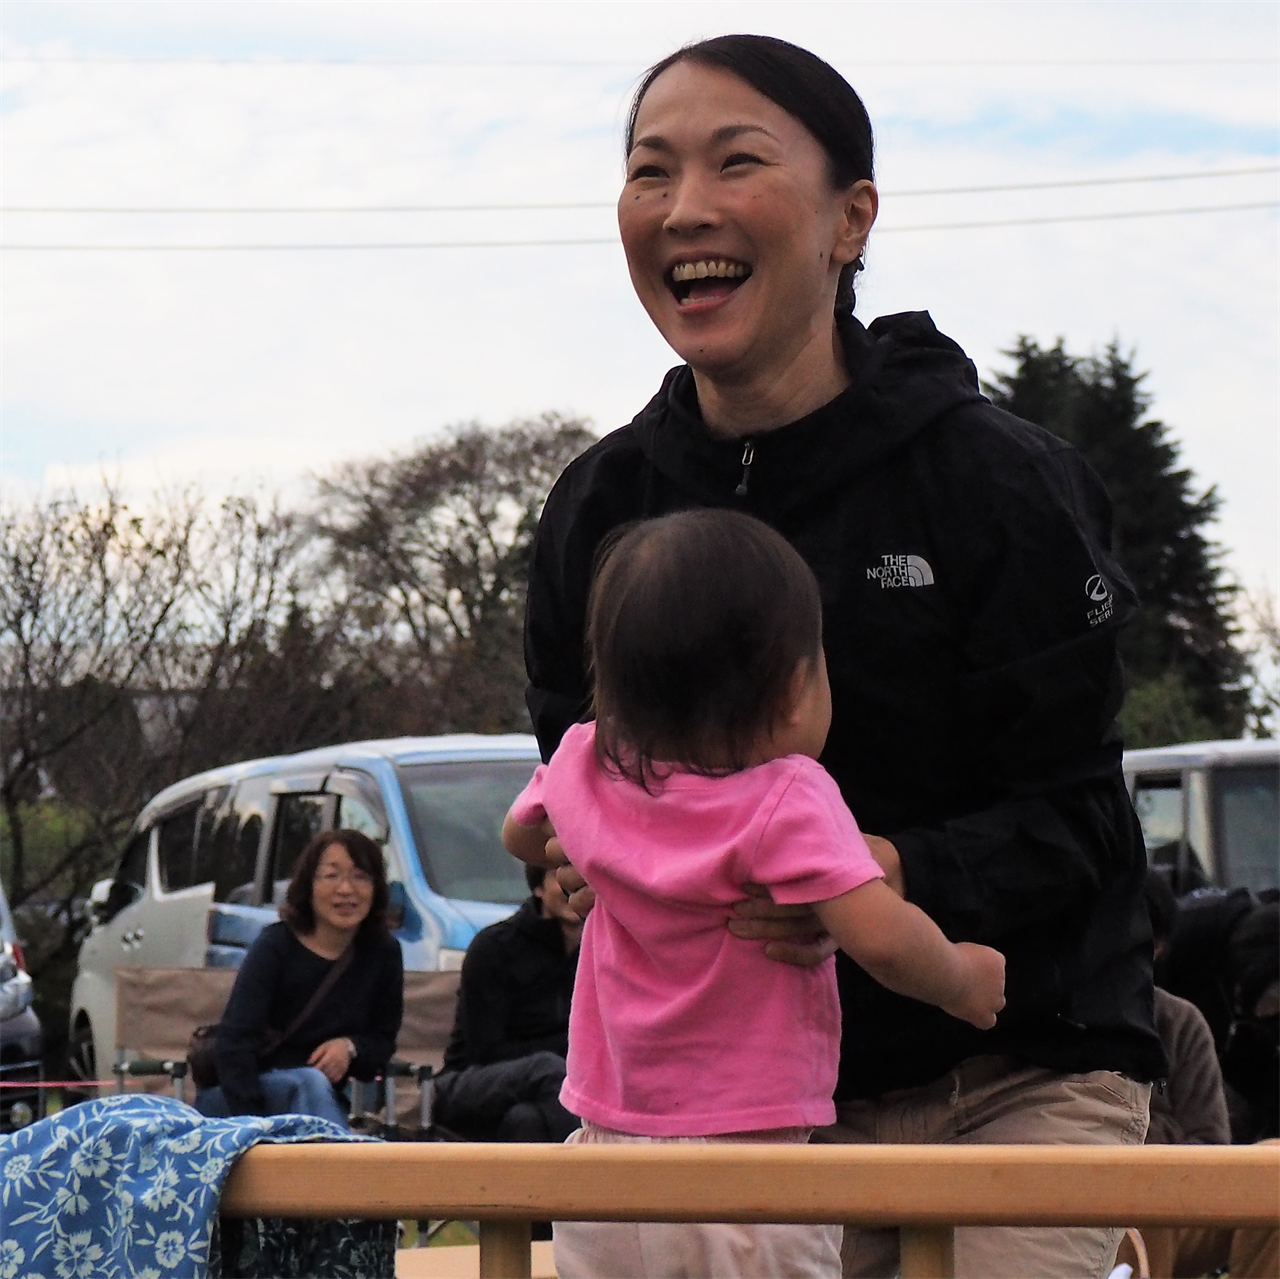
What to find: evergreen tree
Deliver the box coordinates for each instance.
[984,338,1246,745]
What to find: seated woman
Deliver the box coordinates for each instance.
[195,829,404,1127]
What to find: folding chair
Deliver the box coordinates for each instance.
[112,965,461,1136]
[1113,1227,1152,1279]
[114,966,237,1102]
[374,970,462,1139]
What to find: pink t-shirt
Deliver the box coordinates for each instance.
[510,721,883,1137]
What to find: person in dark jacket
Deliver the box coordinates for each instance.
[1143,871,1230,1147]
[1136,875,1274,1279]
[522,33,1164,1279]
[195,829,403,1126]
[433,862,581,1142]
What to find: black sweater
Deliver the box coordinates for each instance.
[524,310,1166,1101]
[442,897,577,1072]
[216,922,404,1115]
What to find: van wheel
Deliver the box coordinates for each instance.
[65,1022,99,1105]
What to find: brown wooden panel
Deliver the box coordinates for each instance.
[220,1142,1280,1229]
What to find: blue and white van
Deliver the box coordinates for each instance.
[69,735,540,1086]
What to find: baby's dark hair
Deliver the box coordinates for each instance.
[587,509,823,786]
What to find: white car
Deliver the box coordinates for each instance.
[1124,739,1279,895]
[70,734,539,1089]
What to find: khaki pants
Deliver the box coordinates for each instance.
[554,1122,843,1278]
[815,1055,1151,1279]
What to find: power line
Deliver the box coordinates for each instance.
[4,165,1275,215]
[3,55,1275,68]
[3,200,1274,251]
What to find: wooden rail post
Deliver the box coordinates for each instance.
[478,1219,532,1278]
[901,1225,956,1279]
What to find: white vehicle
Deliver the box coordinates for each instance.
[70,734,539,1088]
[1124,739,1279,895]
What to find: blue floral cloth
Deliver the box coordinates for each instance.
[0,1093,365,1279]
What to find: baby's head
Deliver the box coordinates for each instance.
[587,509,829,785]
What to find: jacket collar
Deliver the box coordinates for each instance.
[514,895,572,955]
[631,312,986,518]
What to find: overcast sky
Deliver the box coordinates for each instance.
[2,1,1277,595]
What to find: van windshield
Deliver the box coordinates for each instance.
[398,759,538,905]
[1213,765,1279,895]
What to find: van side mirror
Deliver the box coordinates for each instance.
[89,878,114,925]
[386,881,407,932]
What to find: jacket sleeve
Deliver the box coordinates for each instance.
[891,443,1143,942]
[1148,991,1231,1145]
[348,939,404,1081]
[215,930,286,1115]
[524,458,614,762]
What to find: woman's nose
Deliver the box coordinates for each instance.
[663,170,720,236]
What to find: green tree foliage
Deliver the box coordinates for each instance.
[0,417,598,1064]
[984,338,1247,746]
[315,412,596,733]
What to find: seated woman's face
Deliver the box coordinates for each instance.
[311,843,375,933]
[617,59,864,380]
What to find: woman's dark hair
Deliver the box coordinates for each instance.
[525,861,547,895]
[1230,901,1279,1017]
[626,34,875,314]
[588,509,823,786]
[281,828,390,939]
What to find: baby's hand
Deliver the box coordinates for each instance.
[945,943,1006,1030]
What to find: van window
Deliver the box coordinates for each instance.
[1133,777,1183,873]
[157,802,201,892]
[399,760,535,905]
[191,787,233,888]
[337,792,384,842]
[117,832,149,897]
[1214,766,1279,894]
[271,793,332,901]
[214,776,272,905]
[105,831,150,917]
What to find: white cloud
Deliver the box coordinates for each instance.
[2,0,1277,593]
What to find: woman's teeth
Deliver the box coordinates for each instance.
[671,260,749,282]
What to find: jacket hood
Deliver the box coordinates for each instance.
[631,311,986,516]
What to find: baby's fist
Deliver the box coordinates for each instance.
[950,943,1006,1030]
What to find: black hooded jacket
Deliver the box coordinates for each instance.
[525,311,1165,1101]
[442,897,578,1073]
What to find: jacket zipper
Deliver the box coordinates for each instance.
[734,440,755,499]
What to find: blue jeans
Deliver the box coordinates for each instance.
[195,1066,349,1129]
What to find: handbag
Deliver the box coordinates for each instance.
[187,942,356,1091]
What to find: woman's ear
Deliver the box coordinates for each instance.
[832,178,878,266]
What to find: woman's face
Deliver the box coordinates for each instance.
[618,60,876,382]
[311,843,374,934]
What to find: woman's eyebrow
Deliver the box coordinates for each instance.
[630,123,778,154]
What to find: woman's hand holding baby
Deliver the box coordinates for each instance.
[728,884,839,965]
[862,835,905,896]
[943,943,1007,1030]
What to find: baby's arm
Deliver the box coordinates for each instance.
[812,881,1006,1029]
[502,811,557,869]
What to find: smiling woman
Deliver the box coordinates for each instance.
[194,829,403,1127]
[617,42,877,432]
[522,32,1166,1279]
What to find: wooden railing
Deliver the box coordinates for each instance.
[220,1142,1280,1279]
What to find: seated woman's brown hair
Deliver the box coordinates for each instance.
[280,828,390,938]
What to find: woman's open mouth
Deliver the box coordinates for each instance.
[668,258,752,307]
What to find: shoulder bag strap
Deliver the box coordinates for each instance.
[262,941,356,1055]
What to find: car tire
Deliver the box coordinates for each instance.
[65,1020,98,1104]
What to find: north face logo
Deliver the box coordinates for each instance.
[867,554,935,588]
